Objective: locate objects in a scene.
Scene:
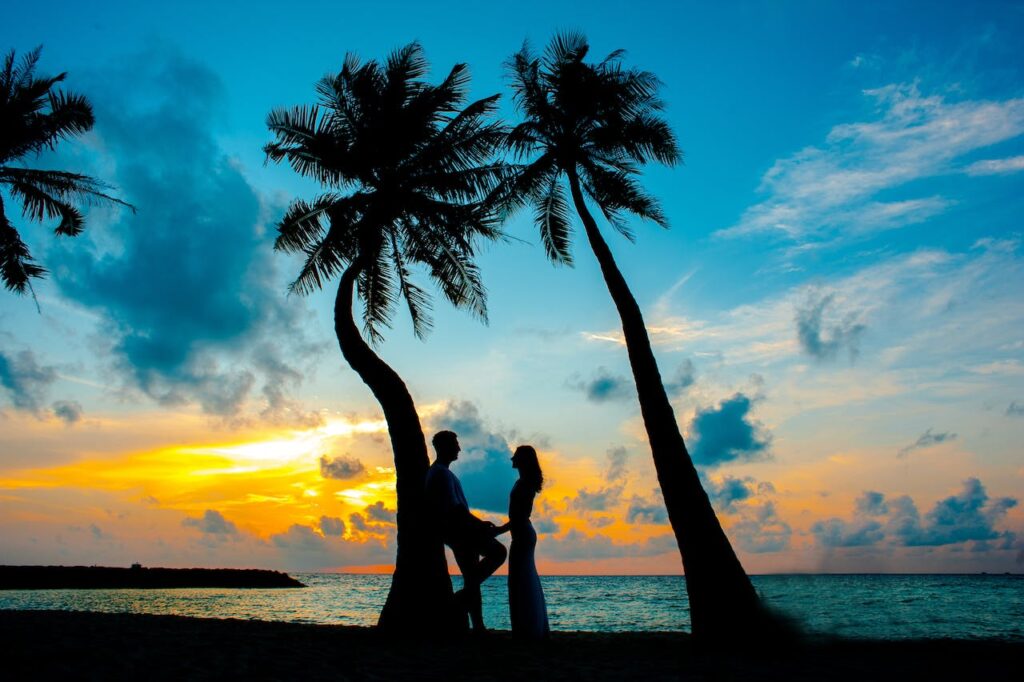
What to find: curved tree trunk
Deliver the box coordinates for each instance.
[333,262,453,632]
[567,171,764,641]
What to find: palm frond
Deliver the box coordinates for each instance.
[534,172,573,264]
[0,200,46,293]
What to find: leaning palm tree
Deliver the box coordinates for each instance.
[1,46,132,300]
[265,43,507,631]
[498,32,766,640]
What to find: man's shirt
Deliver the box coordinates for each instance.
[425,461,474,541]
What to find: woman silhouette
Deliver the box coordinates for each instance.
[496,445,550,639]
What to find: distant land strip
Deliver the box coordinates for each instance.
[0,565,305,589]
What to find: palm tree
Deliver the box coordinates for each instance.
[264,43,507,631]
[1,46,132,301]
[498,33,766,640]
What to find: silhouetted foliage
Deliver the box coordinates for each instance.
[265,42,507,343]
[497,32,766,641]
[265,42,507,631]
[0,46,132,299]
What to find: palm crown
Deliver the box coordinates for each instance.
[499,32,682,263]
[0,46,132,295]
[265,43,508,343]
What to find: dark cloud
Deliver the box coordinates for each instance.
[899,478,1017,547]
[270,523,394,570]
[319,516,345,537]
[566,367,633,403]
[364,501,396,524]
[729,502,792,553]
[627,490,669,525]
[897,428,957,458]
[88,524,110,541]
[855,491,888,517]
[605,446,629,482]
[811,518,885,548]
[47,48,320,419]
[182,509,238,536]
[432,401,516,513]
[571,484,625,512]
[706,476,756,513]
[0,349,57,414]
[795,291,865,362]
[533,515,560,534]
[664,359,697,395]
[1005,401,1024,417]
[319,455,365,480]
[272,524,326,551]
[689,393,772,468]
[813,479,1018,551]
[51,400,83,424]
[348,513,370,533]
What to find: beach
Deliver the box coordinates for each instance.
[3,610,1020,681]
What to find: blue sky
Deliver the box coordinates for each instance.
[1,1,1022,573]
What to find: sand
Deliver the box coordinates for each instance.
[2,609,1019,681]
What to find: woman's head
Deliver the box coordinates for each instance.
[512,445,543,493]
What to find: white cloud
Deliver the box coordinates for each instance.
[964,155,1024,175]
[717,83,1024,243]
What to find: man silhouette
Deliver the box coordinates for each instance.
[425,430,507,632]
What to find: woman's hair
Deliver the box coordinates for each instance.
[514,445,544,493]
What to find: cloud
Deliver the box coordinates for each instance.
[898,478,1017,547]
[544,529,676,561]
[813,479,1018,551]
[964,155,1024,175]
[729,502,792,553]
[364,501,396,524]
[705,475,756,513]
[47,48,320,419]
[271,524,327,551]
[1006,401,1024,417]
[811,517,885,548]
[717,83,1024,244]
[689,393,772,468]
[795,291,865,362]
[319,455,366,480]
[896,428,957,458]
[664,359,697,395]
[855,491,889,517]
[605,446,629,482]
[627,490,669,525]
[431,401,516,513]
[182,510,238,536]
[566,367,633,403]
[0,349,57,414]
[318,516,345,537]
[51,400,83,424]
[571,484,625,512]
[269,522,394,570]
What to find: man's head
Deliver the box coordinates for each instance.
[432,430,460,464]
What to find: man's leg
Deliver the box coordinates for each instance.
[452,547,483,631]
[475,536,507,585]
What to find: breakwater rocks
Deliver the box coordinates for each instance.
[0,565,306,589]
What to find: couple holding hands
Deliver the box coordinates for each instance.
[425,430,549,639]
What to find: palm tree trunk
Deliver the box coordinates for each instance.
[566,171,763,640]
[334,261,454,632]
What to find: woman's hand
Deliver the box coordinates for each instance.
[492,522,511,536]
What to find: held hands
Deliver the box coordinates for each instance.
[490,521,511,536]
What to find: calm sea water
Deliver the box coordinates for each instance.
[2,574,1022,640]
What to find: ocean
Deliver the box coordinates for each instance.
[2,574,1022,640]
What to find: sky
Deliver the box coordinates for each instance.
[1,0,1023,575]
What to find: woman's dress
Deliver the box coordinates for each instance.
[508,480,550,638]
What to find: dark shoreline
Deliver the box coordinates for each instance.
[0,565,305,589]
[2,610,1020,681]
